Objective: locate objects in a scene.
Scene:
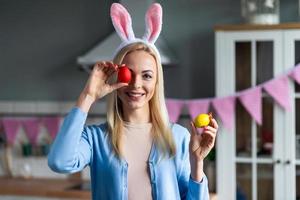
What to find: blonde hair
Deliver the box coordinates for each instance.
[106,42,176,158]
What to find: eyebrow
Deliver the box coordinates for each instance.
[142,70,154,73]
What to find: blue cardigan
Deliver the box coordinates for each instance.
[48,107,209,200]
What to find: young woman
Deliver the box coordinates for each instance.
[48,3,218,200]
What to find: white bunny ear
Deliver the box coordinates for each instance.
[110,3,135,42]
[143,3,162,44]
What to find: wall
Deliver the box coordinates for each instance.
[0,0,298,100]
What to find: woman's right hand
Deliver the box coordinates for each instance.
[84,61,128,101]
[76,61,128,112]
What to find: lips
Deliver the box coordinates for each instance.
[125,91,145,100]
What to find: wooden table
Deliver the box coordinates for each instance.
[0,177,91,199]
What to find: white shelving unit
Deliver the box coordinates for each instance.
[215,23,300,200]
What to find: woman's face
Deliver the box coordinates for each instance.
[117,50,157,112]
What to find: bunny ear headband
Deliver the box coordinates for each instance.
[110,3,162,62]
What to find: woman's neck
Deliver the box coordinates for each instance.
[122,106,151,123]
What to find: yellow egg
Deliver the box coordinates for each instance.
[194,113,210,128]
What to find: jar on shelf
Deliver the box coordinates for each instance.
[241,0,280,24]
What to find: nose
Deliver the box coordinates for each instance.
[130,74,142,89]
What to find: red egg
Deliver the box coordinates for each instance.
[117,65,131,83]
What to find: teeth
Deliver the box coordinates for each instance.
[128,92,143,97]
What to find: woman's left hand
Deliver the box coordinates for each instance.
[189,117,218,162]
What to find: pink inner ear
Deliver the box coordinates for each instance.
[111,3,132,40]
[112,14,129,39]
[145,4,162,42]
[146,15,155,42]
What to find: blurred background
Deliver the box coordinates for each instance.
[0,0,300,199]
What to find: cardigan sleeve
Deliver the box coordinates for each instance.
[177,128,210,200]
[48,107,93,174]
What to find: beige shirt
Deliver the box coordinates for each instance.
[122,122,153,200]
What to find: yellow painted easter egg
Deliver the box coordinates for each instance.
[194,113,211,128]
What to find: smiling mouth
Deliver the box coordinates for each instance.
[126,92,145,100]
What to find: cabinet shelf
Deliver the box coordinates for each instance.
[214,23,300,31]
[235,157,273,164]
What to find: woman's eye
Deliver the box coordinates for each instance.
[143,74,152,79]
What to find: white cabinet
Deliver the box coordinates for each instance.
[215,24,300,200]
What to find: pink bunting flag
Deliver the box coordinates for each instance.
[22,119,40,146]
[185,99,210,120]
[42,117,60,139]
[166,99,185,123]
[263,76,291,111]
[212,96,236,130]
[288,63,300,85]
[238,87,262,125]
[2,118,21,145]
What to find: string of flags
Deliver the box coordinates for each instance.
[0,117,60,146]
[166,63,300,130]
[1,63,299,145]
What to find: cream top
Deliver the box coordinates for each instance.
[122,122,153,200]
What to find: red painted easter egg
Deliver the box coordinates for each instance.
[118,65,131,83]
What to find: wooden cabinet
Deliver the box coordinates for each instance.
[215,23,300,200]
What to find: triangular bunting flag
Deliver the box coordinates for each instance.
[42,117,60,139]
[186,99,210,120]
[263,76,291,110]
[166,99,185,123]
[289,63,300,85]
[212,96,236,130]
[238,87,262,125]
[2,118,21,145]
[22,119,40,146]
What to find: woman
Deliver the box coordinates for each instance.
[48,3,218,200]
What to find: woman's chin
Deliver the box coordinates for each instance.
[125,101,147,110]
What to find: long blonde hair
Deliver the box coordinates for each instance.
[106,42,176,158]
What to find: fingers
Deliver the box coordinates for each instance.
[201,128,216,145]
[189,121,199,137]
[110,82,128,91]
[93,61,119,77]
[210,118,219,130]
[202,128,216,138]
[203,125,217,135]
[106,63,118,77]
[91,61,118,82]
[94,61,114,67]
[93,62,103,72]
